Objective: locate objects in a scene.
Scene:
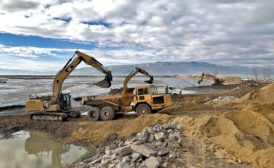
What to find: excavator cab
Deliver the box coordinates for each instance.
[59,93,71,110]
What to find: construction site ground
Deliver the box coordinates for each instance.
[1,81,274,167]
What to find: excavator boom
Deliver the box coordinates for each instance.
[122,67,153,95]
[51,51,112,105]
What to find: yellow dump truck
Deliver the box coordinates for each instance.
[82,67,172,121]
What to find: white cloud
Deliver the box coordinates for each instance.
[0,44,54,58]
[0,0,274,68]
[0,44,157,71]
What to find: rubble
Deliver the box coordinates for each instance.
[205,96,238,104]
[144,156,159,168]
[71,121,187,168]
[131,144,156,157]
[0,124,25,139]
[154,132,165,141]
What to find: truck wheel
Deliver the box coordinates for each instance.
[136,104,152,116]
[172,93,178,98]
[69,111,81,118]
[87,107,100,121]
[100,106,115,121]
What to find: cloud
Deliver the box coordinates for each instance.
[0,0,39,12]
[0,45,69,71]
[0,44,52,58]
[0,0,273,69]
[0,44,157,71]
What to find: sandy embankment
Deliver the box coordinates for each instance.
[176,83,274,168]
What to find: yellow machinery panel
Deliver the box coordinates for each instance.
[164,95,172,107]
[26,100,45,112]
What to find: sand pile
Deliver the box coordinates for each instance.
[71,114,172,146]
[221,76,242,84]
[240,83,274,104]
[176,83,274,167]
[175,109,274,167]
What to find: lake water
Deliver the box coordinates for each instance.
[0,130,89,168]
[0,76,200,107]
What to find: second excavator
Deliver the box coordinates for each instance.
[198,72,224,86]
[25,51,112,121]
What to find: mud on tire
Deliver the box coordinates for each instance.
[100,106,115,121]
[69,111,81,118]
[87,107,100,121]
[136,103,152,116]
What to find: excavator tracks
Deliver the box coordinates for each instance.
[29,111,81,122]
[30,112,68,122]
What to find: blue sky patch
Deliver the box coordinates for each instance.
[53,17,72,23]
[82,21,111,28]
[0,33,97,50]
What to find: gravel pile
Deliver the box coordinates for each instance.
[206,96,238,104]
[72,121,187,168]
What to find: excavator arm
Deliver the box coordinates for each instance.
[198,72,224,85]
[198,72,206,85]
[51,51,112,104]
[121,67,153,95]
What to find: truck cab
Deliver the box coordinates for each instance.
[133,85,172,115]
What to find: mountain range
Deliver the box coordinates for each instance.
[72,61,252,76]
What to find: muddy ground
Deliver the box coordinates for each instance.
[0,82,271,167]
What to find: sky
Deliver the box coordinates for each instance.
[0,0,274,72]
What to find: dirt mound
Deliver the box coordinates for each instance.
[71,114,172,147]
[171,84,274,167]
[220,76,242,84]
[240,83,274,103]
[179,102,274,167]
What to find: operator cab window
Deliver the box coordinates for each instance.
[138,88,148,95]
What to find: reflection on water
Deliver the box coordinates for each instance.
[0,130,89,168]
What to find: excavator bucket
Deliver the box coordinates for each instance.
[144,76,154,84]
[94,72,113,88]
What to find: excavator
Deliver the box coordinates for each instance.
[198,72,224,86]
[82,67,172,121]
[121,67,154,95]
[25,51,112,121]
[108,67,153,95]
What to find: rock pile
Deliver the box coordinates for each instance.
[0,124,25,139]
[72,121,187,168]
[206,96,237,104]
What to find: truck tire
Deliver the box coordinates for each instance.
[87,107,100,121]
[136,104,152,116]
[69,111,81,118]
[100,106,115,121]
[172,93,178,98]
